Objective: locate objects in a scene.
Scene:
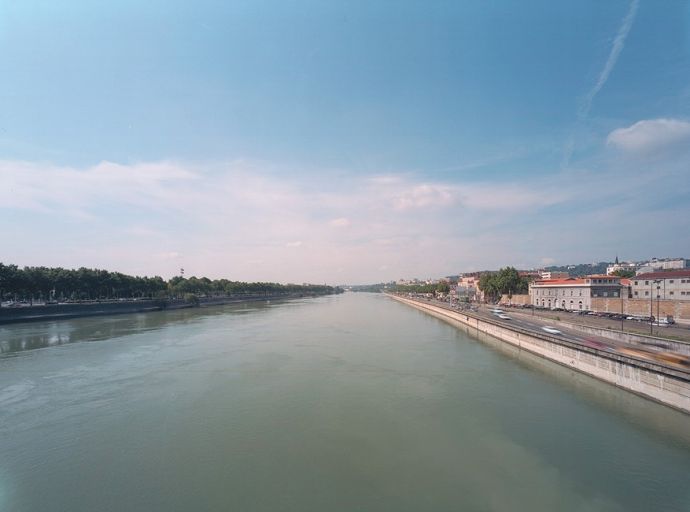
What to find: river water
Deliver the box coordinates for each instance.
[1,293,689,511]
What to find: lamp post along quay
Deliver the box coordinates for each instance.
[650,279,661,335]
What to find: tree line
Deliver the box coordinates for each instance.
[477,267,529,301]
[0,263,340,303]
[393,282,451,294]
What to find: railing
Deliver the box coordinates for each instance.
[388,293,690,381]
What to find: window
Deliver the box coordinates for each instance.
[670,291,674,295]
[669,280,674,284]
[634,281,638,285]
[645,281,649,285]
[645,291,649,296]
[634,291,638,296]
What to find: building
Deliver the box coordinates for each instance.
[540,271,569,280]
[606,256,638,275]
[630,270,690,301]
[636,258,687,275]
[529,275,623,311]
[456,274,482,302]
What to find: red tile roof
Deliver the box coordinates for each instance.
[533,278,586,286]
[533,275,623,286]
[634,270,690,280]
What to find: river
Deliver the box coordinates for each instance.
[1,293,689,511]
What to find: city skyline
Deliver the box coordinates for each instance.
[2,1,689,284]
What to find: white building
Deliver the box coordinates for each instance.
[630,270,690,300]
[636,258,687,275]
[540,271,569,280]
[606,262,638,275]
[529,275,623,311]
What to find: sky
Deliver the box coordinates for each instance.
[1,0,689,284]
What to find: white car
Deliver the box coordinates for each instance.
[490,308,504,314]
[541,326,562,335]
[496,313,511,320]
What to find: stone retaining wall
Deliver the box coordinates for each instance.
[389,294,690,414]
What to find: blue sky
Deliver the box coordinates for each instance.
[1,0,689,284]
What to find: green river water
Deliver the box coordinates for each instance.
[1,293,689,511]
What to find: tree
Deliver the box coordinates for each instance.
[612,269,635,278]
[478,267,528,302]
[436,282,450,294]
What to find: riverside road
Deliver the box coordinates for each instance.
[410,296,690,374]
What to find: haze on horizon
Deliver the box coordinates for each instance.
[1,1,689,285]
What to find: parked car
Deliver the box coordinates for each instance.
[656,317,675,327]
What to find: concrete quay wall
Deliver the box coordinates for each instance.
[0,300,165,324]
[0,293,323,325]
[533,318,690,356]
[389,294,690,414]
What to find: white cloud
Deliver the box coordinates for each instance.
[393,184,455,210]
[606,118,690,153]
[563,0,639,168]
[329,218,351,228]
[0,157,687,283]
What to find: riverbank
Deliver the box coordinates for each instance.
[388,294,690,414]
[0,293,334,325]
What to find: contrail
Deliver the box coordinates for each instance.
[562,0,640,167]
[578,0,640,120]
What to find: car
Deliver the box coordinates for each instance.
[541,326,562,335]
[490,308,504,314]
[496,313,512,320]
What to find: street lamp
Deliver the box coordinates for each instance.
[650,279,661,335]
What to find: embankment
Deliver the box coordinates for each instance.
[388,294,690,414]
[0,293,325,325]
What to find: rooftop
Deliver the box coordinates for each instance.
[634,270,690,280]
[532,275,622,287]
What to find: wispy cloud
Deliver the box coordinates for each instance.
[0,157,687,283]
[329,218,351,228]
[562,0,640,167]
